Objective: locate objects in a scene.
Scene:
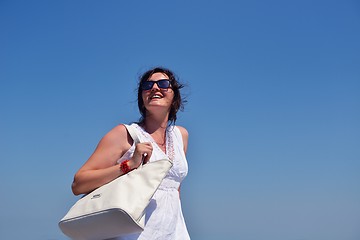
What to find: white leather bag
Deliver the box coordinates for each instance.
[59,124,172,240]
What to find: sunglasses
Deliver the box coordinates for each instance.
[141,79,171,91]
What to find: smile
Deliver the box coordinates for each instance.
[150,94,163,99]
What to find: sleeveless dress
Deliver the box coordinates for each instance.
[110,123,190,240]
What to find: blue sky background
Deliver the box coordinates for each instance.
[1,0,359,239]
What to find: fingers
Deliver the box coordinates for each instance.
[138,142,152,163]
[132,142,153,167]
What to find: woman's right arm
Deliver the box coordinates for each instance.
[71,124,152,195]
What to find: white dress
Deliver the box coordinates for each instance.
[111,123,190,240]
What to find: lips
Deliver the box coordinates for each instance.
[150,94,163,100]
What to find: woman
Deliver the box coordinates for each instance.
[71,67,191,240]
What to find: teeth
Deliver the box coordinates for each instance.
[151,95,161,99]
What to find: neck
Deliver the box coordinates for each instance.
[142,113,169,134]
[141,115,169,146]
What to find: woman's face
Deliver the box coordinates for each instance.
[141,72,174,114]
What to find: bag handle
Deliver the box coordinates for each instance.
[124,124,147,167]
[124,124,140,144]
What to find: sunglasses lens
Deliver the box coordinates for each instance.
[141,81,154,90]
[157,80,171,89]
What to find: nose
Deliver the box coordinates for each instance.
[150,82,161,91]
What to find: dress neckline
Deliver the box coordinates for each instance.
[133,123,175,160]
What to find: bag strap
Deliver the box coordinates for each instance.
[124,124,140,144]
[124,124,152,168]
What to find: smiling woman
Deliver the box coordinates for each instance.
[70,67,191,240]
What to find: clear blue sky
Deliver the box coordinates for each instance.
[1,1,359,239]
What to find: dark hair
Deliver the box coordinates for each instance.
[137,67,185,125]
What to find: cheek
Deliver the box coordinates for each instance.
[141,92,147,102]
[167,93,175,104]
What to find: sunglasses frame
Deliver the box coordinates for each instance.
[141,79,172,91]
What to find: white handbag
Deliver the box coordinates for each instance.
[59,124,173,240]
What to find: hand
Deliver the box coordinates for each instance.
[129,142,153,169]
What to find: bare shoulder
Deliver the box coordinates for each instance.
[98,124,131,148]
[102,124,127,140]
[176,125,189,139]
[176,125,189,154]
